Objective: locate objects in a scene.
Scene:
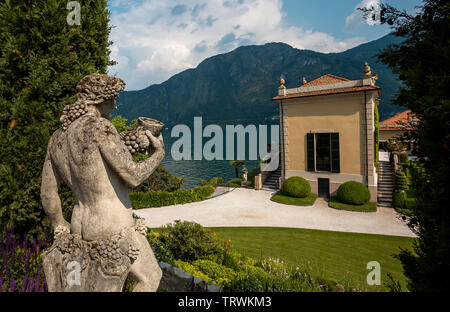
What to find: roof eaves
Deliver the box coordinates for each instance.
[272,86,380,101]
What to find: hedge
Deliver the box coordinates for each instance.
[130,185,215,209]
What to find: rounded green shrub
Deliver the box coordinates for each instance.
[159,220,224,263]
[281,177,311,198]
[337,181,370,205]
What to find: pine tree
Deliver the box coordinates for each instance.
[365,0,450,291]
[0,0,114,237]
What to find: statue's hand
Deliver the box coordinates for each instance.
[145,130,164,151]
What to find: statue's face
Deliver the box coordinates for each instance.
[97,99,117,119]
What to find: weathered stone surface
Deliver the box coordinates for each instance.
[41,74,165,292]
[42,223,143,292]
[241,165,248,187]
[157,262,222,293]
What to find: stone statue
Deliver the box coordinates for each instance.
[363,61,372,78]
[241,165,248,186]
[40,74,165,292]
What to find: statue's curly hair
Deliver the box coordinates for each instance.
[60,74,126,131]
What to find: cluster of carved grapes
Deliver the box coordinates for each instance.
[97,238,122,261]
[120,129,150,155]
[60,102,87,131]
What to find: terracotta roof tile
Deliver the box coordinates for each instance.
[379,110,418,131]
[300,74,350,88]
[379,127,414,131]
[380,110,417,125]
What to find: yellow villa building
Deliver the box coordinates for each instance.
[272,63,381,202]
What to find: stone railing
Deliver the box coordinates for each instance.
[393,153,400,172]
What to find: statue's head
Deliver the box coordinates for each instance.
[75,74,125,105]
[60,74,126,131]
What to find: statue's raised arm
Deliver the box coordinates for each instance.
[40,74,164,292]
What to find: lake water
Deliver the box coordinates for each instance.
[159,118,280,189]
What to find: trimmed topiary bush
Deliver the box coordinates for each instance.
[337,181,370,205]
[393,191,407,209]
[398,152,409,163]
[281,177,311,198]
[394,171,408,191]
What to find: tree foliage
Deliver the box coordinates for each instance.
[0,0,113,237]
[366,0,450,291]
[229,160,245,178]
[111,115,137,133]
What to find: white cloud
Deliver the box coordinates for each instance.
[345,0,381,32]
[108,0,366,90]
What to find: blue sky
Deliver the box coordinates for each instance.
[107,0,422,90]
[282,0,420,41]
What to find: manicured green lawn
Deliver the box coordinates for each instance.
[328,196,377,212]
[209,227,415,292]
[271,192,317,206]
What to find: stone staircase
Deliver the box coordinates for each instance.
[263,167,281,190]
[377,161,394,206]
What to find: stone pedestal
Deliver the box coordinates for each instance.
[42,220,146,292]
[254,174,262,190]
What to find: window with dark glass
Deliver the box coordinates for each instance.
[315,133,331,172]
[306,132,340,173]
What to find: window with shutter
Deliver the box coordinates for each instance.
[331,133,340,173]
[307,133,315,172]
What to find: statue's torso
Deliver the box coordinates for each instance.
[48,114,134,240]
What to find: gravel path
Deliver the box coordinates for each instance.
[134,188,416,238]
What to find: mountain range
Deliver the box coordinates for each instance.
[116,34,405,126]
